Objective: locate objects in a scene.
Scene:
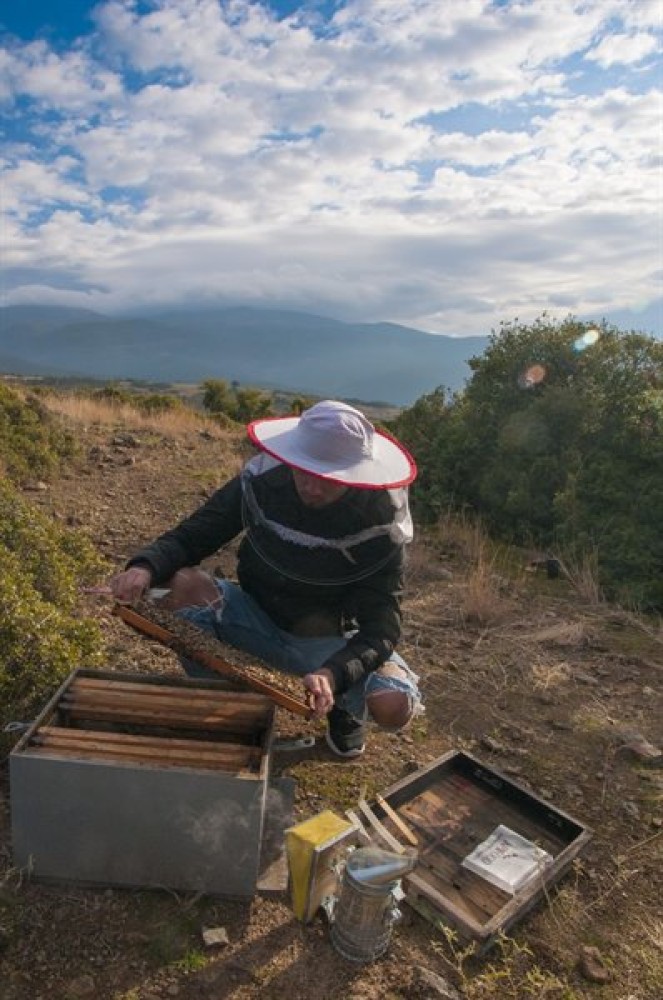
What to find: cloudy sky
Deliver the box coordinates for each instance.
[1,0,661,337]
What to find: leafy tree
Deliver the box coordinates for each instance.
[202,379,273,422]
[291,395,315,415]
[387,387,453,519]
[202,378,236,416]
[394,316,663,608]
[233,387,273,422]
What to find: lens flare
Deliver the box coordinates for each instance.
[519,364,547,389]
[573,328,600,352]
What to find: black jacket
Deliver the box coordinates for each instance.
[129,463,408,694]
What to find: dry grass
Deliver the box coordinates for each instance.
[435,515,517,627]
[42,392,229,439]
[555,548,603,605]
[524,621,590,646]
[529,659,572,690]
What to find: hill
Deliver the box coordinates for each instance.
[0,304,488,405]
[0,391,660,1000]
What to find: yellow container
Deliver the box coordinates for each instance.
[286,810,359,922]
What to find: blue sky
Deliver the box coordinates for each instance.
[1,0,661,337]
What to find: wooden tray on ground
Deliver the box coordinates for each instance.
[367,750,592,952]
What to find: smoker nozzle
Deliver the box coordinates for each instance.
[346,845,418,886]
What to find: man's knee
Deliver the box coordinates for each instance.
[366,688,413,732]
[160,568,219,611]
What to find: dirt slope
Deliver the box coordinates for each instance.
[1,409,661,1000]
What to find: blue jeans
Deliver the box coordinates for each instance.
[177,580,422,724]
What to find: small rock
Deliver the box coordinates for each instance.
[166,985,181,997]
[202,925,229,948]
[550,719,572,731]
[651,817,662,829]
[622,800,640,820]
[578,945,611,984]
[64,974,96,998]
[411,965,462,999]
[575,670,599,686]
[615,731,661,761]
[111,433,140,447]
[481,736,504,753]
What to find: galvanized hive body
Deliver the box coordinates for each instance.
[10,669,275,898]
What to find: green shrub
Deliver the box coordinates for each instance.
[202,378,273,421]
[393,318,663,609]
[0,481,106,743]
[0,383,76,482]
[134,392,184,414]
[89,384,133,406]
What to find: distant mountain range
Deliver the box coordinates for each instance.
[0,305,489,406]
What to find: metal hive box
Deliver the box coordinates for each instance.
[10,669,275,898]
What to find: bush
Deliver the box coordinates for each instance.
[393,318,663,609]
[88,385,185,415]
[202,378,273,422]
[0,383,76,482]
[0,462,106,747]
[134,392,184,415]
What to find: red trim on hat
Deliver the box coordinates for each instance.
[246,420,417,490]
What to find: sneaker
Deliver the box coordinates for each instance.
[325,706,366,759]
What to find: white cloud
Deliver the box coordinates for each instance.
[1,0,661,338]
[586,31,659,68]
[1,39,122,111]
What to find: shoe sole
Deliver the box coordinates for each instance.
[325,731,365,759]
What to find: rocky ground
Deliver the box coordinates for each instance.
[1,404,661,999]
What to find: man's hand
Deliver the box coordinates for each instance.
[302,669,335,719]
[109,566,152,604]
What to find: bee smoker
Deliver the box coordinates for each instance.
[329,845,418,962]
